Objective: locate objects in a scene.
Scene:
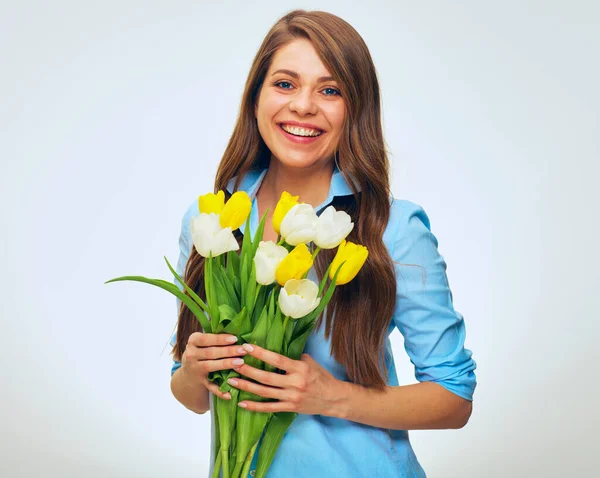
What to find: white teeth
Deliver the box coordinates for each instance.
[280,124,322,137]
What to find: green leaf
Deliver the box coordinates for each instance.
[218,265,240,311]
[105,275,211,332]
[283,315,295,347]
[218,304,237,322]
[234,396,270,476]
[240,255,249,310]
[227,250,240,278]
[318,261,334,297]
[264,311,283,373]
[241,212,252,258]
[252,210,269,257]
[254,412,298,478]
[234,276,241,298]
[222,308,252,337]
[214,304,238,333]
[212,267,230,309]
[245,261,257,314]
[287,323,315,360]
[251,304,269,350]
[163,256,209,315]
[253,284,269,325]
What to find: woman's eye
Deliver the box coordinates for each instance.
[323,87,340,96]
[275,81,293,89]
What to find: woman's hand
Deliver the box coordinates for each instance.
[181,332,248,401]
[228,343,346,416]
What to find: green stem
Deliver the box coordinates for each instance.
[276,236,285,246]
[282,315,290,339]
[212,451,223,478]
[231,461,243,478]
[255,283,262,302]
[241,442,259,478]
[311,246,321,261]
[221,447,230,478]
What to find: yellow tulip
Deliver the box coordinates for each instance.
[272,191,300,234]
[275,243,314,286]
[220,191,252,230]
[198,190,225,215]
[329,240,369,285]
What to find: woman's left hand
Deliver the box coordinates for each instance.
[227,343,346,416]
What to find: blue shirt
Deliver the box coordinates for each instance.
[170,166,477,477]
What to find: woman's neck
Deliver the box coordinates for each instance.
[258,158,334,208]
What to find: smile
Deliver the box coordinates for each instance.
[279,123,324,137]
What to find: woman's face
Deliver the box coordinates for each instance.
[255,38,346,170]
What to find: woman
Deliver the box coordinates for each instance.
[170,9,476,477]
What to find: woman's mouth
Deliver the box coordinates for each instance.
[278,123,324,144]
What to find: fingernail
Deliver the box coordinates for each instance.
[224,392,231,399]
[232,358,244,365]
[242,343,254,352]
[226,336,238,343]
[227,378,239,386]
[238,402,247,408]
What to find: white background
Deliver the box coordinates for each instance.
[1,1,598,477]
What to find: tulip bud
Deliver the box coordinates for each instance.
[272,191,300,234]
[275,243,313,286]
[254,241,289,285]
[191,213,240,258]
[220,191,252,230]
[280,204,318,246]
[329,240,369,285]
[278,279,321,319]
[198,190,225,215]
[314,205,354,249]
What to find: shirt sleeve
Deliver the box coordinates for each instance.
[391,201,477,401]
[170,202,196,377]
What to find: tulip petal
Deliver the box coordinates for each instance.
[278,279,320,319]
[191,213,240,258]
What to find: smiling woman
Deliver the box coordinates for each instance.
[169,9,476,478]
[255,39,346,164]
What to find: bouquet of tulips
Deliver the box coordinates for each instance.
[106,189,368,478]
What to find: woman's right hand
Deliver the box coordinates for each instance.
[181,332,247,401]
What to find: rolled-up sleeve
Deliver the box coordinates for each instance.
[170,202,196,377]
[391,201,477,401]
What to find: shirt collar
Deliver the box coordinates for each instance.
[225,163,358,210]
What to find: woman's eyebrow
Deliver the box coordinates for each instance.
[271,68,335,83]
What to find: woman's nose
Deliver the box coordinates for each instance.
[288,89,318,116]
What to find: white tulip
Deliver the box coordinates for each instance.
[314,205,354,249]
[278,279,321,319]
[191,213,239,258]
[254,241,289,285]
[280,203,318,246]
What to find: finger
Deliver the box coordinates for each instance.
[226,377,287,401]
[238,400,291,413]
[205,381,231,400]
[240,343,298,373]
[233,359,292,388]
[198,345,248,360]
[202,357,247,374]
[188,332,238,347]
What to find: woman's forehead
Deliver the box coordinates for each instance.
[268,39,334,81]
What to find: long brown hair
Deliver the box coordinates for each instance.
[173,9,396,390]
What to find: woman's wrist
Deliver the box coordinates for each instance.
[171,367,210,414]
[324,379,354,419]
